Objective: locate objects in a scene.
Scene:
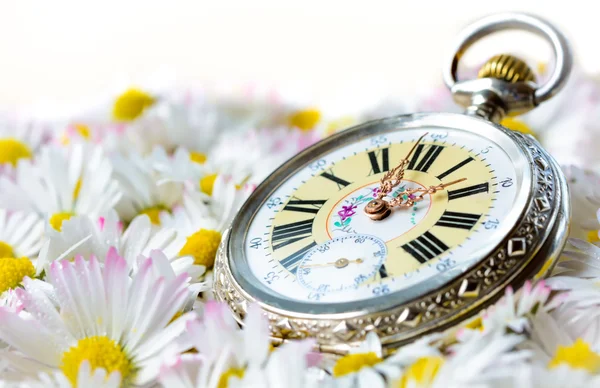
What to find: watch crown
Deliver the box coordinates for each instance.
[477,54,536,84]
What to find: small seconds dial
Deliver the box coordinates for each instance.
[296,235,387,293]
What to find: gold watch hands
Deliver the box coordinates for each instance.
[376,132,429,200]
[301,258,364,269]
[388,178,467,208]
[365,177,467,220]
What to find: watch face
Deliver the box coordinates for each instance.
[228,113,532,314]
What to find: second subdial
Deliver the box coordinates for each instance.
[296,234,387,293]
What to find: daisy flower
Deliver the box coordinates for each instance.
[562,166,600,241]
[0,247,195,387]
[0,210,45,298]
[473,280,564,335]
[547,240,600,321]
[3,360,122,388]
[159,301,319,388]
[331,332,441,387]
[37,212,206,283]
[0,144,121,232]
[392,331,528,388]
[126,93,223,157]
[0,116,50,169]
[110,149,184,225]
[160,180,249,270]
[524,309,600,378]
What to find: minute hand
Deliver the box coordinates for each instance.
[376,132,429,200]
[389,178,467,209]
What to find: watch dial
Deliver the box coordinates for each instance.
[242,126,526,304]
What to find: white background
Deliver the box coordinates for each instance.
[0,1,598,115]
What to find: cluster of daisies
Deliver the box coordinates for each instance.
[1,67,600,387]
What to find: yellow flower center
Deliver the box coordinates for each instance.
[587,230,600,244]
[288,108,321,131]
[398,356,444,388]
[332,352,382,377]
[74,124,92,140]
[0,257,35,294]
[500,118,536,136]
[49,212,74,231]
[62,124,93,145]
[112,88,156,122]
[0,241,15,258]
[61,336,132,386]
[178,229,222,268]
[0,138,33,167]
[200,174,218,196]
[549,338,600,373]
[464,316,483,331]
[217,367,245,388]
[189,152,208,164]
[139,205,170,225]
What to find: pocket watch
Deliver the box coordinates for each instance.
[213,13,572,354]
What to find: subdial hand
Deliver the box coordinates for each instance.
[300,258,364,269]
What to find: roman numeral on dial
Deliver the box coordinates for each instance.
[407,144,444,172]
[378,264,389,278]
[280,241,317,274]
[436,157,474,180]
[401,231,449,263]
[447,182,489,201]
[368,148,390,175]
[283,198,327,214]
[436,211,481,230]
[320,170,352,190]
[272,219,314,250]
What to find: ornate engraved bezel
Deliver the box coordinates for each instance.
[213,112,570,354]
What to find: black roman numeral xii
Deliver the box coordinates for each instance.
[368,148,390,175]
[407,144,444,172]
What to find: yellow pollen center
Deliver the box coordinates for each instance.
[548,338,600,373]
[333,352,382,377]
[61,336,132,386]
[587,230,600,244]
[398,356,444,388]
[0,257,35,294]
[49,212,74,231]
[178,229,222,268]
[112,88,156,122]
[200,174,218,196]
[288,108,321,131]
[217,367,245,388]
[464,316,483,331]
[74,124,92,139]
[189,152,208,164]
[0,138,33,167]
[0,241,15,258]
[500,118,536,136]
[139,206,170,225]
